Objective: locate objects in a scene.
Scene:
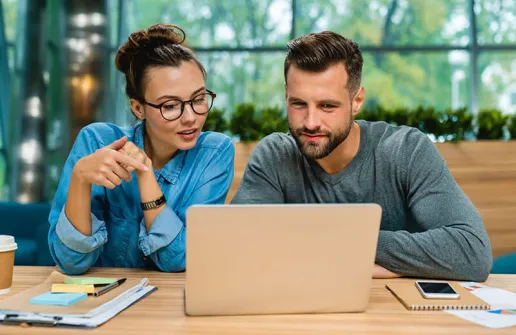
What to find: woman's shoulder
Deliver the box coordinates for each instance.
[68,122,137,157]
[75,122,136,147]
[195,131,233,151]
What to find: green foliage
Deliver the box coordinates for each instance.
[476,109,508,140]
[229,103,289,142]
[412,106,442,136]
[203,108,228,133]
[257,106,289,136]
[508,114,516,140]
[229,103,262,142]
[227,103,516,142]
[441,107,474,141]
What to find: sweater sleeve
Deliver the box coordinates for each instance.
[375,129,493,281]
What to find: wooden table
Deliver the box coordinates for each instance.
[1,266,516,334]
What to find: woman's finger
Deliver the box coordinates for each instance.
[103,170,123,187]
[112,162,132,182]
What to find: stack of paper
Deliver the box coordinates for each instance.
[0,271,156,328]
[445,282,516,329]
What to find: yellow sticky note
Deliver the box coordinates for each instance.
[51,284,96,294]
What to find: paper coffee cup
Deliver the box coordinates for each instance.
[0,235,17,295]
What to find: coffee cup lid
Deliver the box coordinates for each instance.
[0,235,17,252]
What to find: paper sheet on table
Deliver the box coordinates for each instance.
[444,282,516,329]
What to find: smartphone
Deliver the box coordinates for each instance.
[415,281,460,299]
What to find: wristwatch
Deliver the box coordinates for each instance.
[140,195,166,211]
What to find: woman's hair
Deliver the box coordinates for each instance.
[115,23,206,102]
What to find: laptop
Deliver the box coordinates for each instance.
[185,204,382,316]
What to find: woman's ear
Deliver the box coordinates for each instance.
[130,99,145,120]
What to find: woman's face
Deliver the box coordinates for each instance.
[132,60,209,151]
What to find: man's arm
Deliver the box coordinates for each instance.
[231,135,285,204]
[375,129,492,281]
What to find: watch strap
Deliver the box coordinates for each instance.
[140,195,166,211]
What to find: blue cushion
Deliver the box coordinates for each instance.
[491,253,516,274]
[14,238,37,265]
[0,201,54,266]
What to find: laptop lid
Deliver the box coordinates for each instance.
[185,204,382,316]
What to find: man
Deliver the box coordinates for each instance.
[231,31,492,281]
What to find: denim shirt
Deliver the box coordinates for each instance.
[48,122,235,275]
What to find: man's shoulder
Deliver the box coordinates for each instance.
[359,120,430,156]
[252,132,299,157]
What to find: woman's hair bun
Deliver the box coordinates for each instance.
[115,23,187,74]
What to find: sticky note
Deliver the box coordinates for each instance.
[52,284,96,294]
[30,292,87,306]
[64,277,117,285]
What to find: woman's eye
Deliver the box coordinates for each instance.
[164,103,180,110]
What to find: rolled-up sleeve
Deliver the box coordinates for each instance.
[48,127,107,275]
[138,207,182,257]
[137,139,235,272]
[56,206,107,253]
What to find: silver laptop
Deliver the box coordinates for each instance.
[185,204,382,316]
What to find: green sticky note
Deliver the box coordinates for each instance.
[64,277,117,285]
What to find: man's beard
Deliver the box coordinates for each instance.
[289,113,354,160]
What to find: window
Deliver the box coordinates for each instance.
[362,51,470,110]
[476,0,516,45]
[199,52,286,112]
[127,0,292,48]
[479,52,516,114]
[296,0,470,46]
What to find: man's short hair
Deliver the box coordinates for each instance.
[284,31,363,95]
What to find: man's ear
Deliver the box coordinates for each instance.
[352,87,366,116]
[130,99,145,120]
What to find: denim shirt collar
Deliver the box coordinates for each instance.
[133,122,185,184]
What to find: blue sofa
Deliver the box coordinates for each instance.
[0,201,54,266]
[491,253,516,274]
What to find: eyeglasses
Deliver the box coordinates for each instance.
[142,90,216,121]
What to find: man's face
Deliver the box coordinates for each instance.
[285,63,363,160]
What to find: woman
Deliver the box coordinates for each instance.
[48,23,234,274]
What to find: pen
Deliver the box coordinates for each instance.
[93,278,127,297]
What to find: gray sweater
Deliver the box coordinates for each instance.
[231,120,493,281]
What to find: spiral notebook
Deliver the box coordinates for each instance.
[386,281,490,311]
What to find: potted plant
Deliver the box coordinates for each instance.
[257,105,289,136]
[203,107,228,134]
[476,109,508,140]
[441,107,473,142]
[508,113,516,140]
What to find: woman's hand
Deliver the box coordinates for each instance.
[119,141,153,174]
[72,136,149,189]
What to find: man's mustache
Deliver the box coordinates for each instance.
[296,127,330,136]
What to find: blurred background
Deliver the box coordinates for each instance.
[1,0,516,270]
[0,0,516,204]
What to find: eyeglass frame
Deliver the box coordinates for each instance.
[140,89,217,121]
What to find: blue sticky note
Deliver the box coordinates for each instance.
[30,292,88,306]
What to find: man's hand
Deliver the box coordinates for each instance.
[373,264,402,279]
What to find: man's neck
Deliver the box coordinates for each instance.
[143,124,177,170]
[316,122,361,175]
